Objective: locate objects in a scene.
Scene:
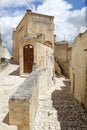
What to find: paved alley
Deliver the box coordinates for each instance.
[52,79,87,130]
[32,77,87,130]
[0,63,26,130]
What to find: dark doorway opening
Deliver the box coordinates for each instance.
[23,44,34,73]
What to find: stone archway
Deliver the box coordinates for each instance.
[23,44,34,73]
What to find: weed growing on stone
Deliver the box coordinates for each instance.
[47,111,53,116]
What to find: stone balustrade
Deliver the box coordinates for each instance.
[9,66,49,130]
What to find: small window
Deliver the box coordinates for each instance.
[25,46,28,48]
[30,45,33,48]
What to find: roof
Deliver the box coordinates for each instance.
[15,9,54,32]
[74,30,87,42]
[26,9,54,19]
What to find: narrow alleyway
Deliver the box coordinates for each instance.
[32,77,87,130]
[52,79,87,130]
[0,64,87,130]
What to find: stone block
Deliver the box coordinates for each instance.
[9,99,29,125]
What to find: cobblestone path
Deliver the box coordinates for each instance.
[52,79,87,130]
[32,78,62,130]
[33,77,87,130]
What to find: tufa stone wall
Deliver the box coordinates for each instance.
[54,41,72,77]
[54,41,68,62]
[9,66,51,130]
[70,30,87,108]
[13,10,54,63]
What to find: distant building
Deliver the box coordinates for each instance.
[0,32,11,62]
[13,10,54,76]
[54,41,72,77]
[70,30,87,108]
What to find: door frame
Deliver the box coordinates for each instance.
[23,44,34,73]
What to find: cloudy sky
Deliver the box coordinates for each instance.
[0,0,87,54]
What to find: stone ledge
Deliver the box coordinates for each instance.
[9,66,48,130]
[11,73,37,100]
[9,71,38,126]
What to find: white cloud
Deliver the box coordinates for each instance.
[0,0,86,54]
[36,0,87,42]
[0,11,24,53]
[0,0,27,7]
[0,0,44,8]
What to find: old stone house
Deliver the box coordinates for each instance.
[70,30,87,108]
[54,41,72,77]
[9,11,55,130]
[13,10,54,76]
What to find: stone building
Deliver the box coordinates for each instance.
[55,41,68,62]
[54,41,72,77]
[13,10,54,76]
[9,10,55,130]
[0,32,11,62]
[70,30,87,108]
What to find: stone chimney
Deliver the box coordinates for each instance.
[26,9,32,13]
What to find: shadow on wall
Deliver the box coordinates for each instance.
[51,80,87,130]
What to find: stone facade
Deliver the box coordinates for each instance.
[13,10,54,76]
[54,41,72,77]
[54,41,68,62]
[10,10,55,130]
[70,30,87,108]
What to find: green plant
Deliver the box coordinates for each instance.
[47,111,53,116]
[49,125,50,129]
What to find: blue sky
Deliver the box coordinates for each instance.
[65,0,86,10]
[0,0,87,54]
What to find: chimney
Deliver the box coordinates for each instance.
[26,9,32,13]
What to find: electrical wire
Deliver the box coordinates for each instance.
[24,0,33,10]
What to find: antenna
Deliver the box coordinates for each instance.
[64,34,65,41]
[0,29,2,45]
[25,0,33,10]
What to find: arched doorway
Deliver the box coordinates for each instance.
[23,44,34,73]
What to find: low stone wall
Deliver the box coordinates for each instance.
[9,67,49,130]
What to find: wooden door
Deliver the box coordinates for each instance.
[23,44,34,73]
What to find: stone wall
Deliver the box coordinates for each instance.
[13,10,54,63]
[54,41,71,77]
[54,41,68,62]
[9,66,51,130]
[27,11,54,47]
[13,14,27,63]
[36,43,54,85]
[19,41,54,79]
[70,31,87,108]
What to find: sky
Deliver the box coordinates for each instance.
[0,0,87,54]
